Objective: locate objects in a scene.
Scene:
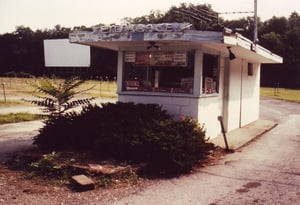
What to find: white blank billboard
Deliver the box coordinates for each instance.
[44,39,90,67]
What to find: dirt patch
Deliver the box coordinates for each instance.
[0,147,226,204]
[0,162,153,205]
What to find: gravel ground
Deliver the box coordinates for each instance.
[0,166,155,205]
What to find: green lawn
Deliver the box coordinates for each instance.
[0,113,46,125]
[260,87,300,103]
[0,100,29,107]
[0,77,118,101]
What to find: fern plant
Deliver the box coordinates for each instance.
[25,77,94,118]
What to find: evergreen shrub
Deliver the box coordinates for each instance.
[34,102,214,174]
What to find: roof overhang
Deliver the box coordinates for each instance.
[222,33,282,63]
[69,23,282,64]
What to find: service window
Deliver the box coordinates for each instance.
[123,50,194,94]
[202,53,220,94]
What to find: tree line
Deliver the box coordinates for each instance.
[0,3,299,87]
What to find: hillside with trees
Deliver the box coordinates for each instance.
[0,3,299,87]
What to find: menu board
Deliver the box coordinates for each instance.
[135,52,150,65]
[124,52,136,62]
[124,51,187,67]
[150,52,173,66]
[173,51,187,66]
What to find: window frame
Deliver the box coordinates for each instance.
[122,50,195,95]
[201,53,221,96]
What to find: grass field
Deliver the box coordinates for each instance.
[0,112,45,125]
[0,77,117,106]
[260,87,300,103]
[1,78,299,107]
[0,112,46,125]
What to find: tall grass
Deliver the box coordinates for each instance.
[260,87,300,103]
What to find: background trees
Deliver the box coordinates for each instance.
[0,25,69,76]
[0,3,299,88]
[259,12,300,88]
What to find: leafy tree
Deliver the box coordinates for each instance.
[222,17,263,40]
[286,12,300,62]
[162,3,219,30]
[260,32,285,56]
[126,3,219,31]
[259,12,300,88]
[25,77,94,118]
[261,16,288,35]
[14,26,35,39]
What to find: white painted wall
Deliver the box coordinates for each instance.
[226,59,260,131]
[227,59,243,131]
[197,97,222,138]
[119,94,200,120]
[240,62,260,126]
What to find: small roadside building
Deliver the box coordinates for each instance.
[69,23,282,138]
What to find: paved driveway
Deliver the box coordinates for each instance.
[109,98,300,205]
[0,120,43,160]
[0,97,117,160]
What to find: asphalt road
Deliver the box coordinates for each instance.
[109,98,300,205]
[0,120,43,160]
[0,97,116,160]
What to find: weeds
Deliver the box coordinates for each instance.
[6,150,140,188]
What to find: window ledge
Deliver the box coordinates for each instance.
[199,93,219,98]
[118,91,200,98]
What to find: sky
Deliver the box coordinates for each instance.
[0,0,299,34]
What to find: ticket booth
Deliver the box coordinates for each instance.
[69,23,282,138]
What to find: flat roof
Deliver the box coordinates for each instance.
[69,23,282,64]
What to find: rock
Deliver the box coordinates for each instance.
[87,164,103,173]
[70,164,89,173]
[88,164,128,175]
[70,163,130,176]
[71,175,95,191]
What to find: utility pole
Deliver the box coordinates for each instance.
[1,83,6,102]
[254,0,258,44]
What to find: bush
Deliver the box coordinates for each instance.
[138,118,214,174]
[33,115,74,149]
[35,102,170,150]
[34,102,214,174]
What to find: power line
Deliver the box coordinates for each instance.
[218,11,254,15]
